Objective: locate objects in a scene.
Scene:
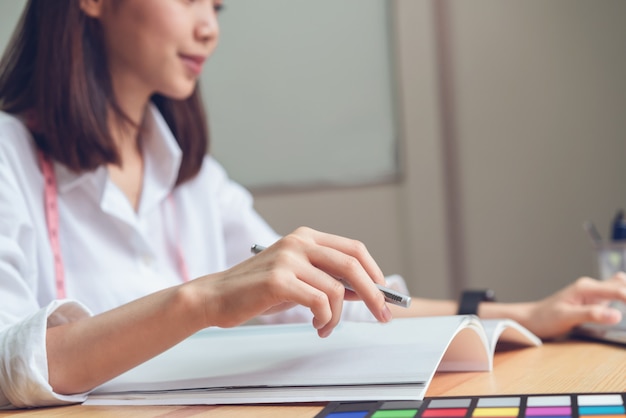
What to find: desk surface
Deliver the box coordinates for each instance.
[2,339,624,417]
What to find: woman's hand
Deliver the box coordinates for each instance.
[513,272,626,339]
[188,227,392,337]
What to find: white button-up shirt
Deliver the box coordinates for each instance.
[0,106,390,408]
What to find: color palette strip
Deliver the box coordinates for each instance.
[315,393,626,418]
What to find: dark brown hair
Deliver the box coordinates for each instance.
[0,0,208,185]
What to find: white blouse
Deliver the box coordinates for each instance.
[0,106,391,408]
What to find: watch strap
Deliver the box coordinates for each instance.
[457,289,496,315]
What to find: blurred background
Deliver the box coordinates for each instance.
[2,0,625,302]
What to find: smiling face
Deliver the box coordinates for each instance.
[80,0,222,108]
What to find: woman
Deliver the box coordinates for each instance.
[0,0,624,409]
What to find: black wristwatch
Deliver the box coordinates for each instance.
[457,289,496,315]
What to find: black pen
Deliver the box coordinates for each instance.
[250,244,411,308]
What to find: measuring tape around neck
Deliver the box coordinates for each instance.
[38,152,190,300]
[38,151,66,299]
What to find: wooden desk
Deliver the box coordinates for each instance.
[1,339,624,417]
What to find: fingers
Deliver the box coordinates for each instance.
[203,227,390,336]
[247,227,391,335]
[264,268,340,335]
[280,228,391,323]
[608,271,626,285]
[585,272,626,324]
[590,305,623,324]
[279,256,348,337]
[200,255,343,334]
[570,275,626,304]
[524,273,626,339]
[305,246,389,321]
[238,238,348,337]
[567,304,623,326]
[307,228,386,286]
[607,272,626,302]
[551,274,626,331]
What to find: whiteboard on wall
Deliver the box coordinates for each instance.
[202,0,399,190]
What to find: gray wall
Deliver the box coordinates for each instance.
[2,1,625,303]
[252,0,626,301]
[0,1,26,52]
[441,0,626,297]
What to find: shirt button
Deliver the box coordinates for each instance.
[141,255,154,266]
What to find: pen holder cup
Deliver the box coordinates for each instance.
[595,242,626,280]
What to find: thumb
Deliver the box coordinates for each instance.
[571,304,623,325]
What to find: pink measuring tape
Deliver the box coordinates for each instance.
[38,152,190,300]
[38,152,66,299]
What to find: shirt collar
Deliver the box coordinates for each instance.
[54,104,183,214]
[139,103,183,214]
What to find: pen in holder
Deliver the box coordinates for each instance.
[583,219,626,326]
[584,220,626,279]
[595,241,626,280]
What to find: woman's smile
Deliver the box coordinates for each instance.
[179,53,207,76]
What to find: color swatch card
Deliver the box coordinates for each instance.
[315,392,626,418]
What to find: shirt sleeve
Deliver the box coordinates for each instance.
[203,157,281,268]
[0,300,92,409]
[0,117,92,408]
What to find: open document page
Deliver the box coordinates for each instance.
[85,315,540,406]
